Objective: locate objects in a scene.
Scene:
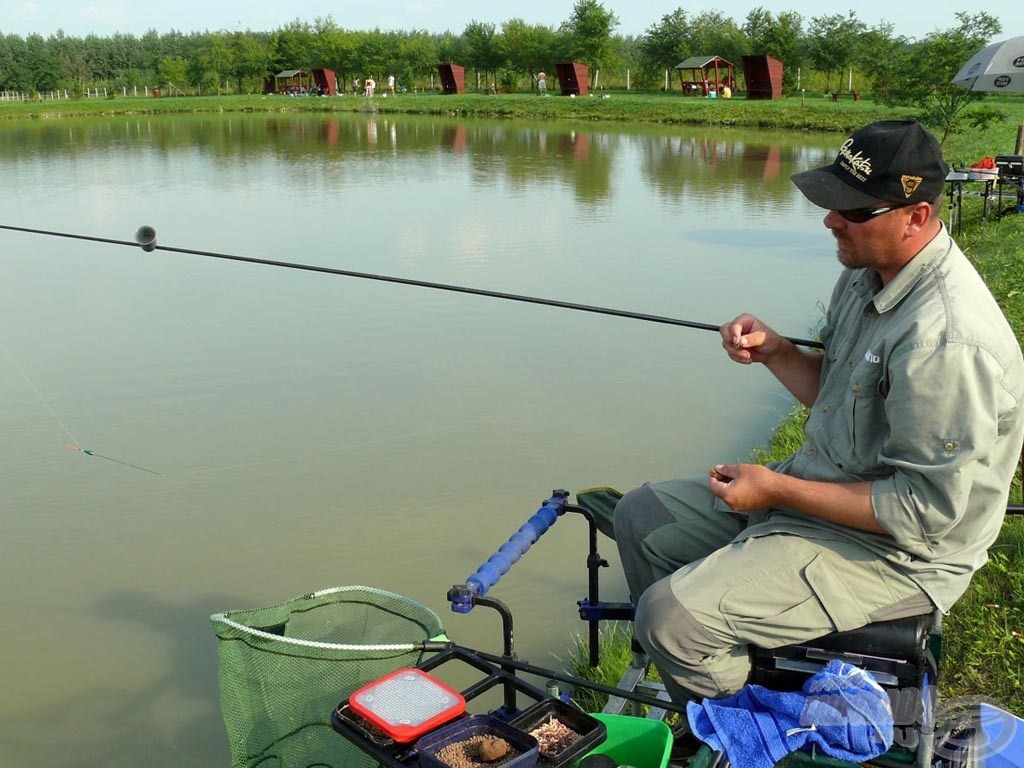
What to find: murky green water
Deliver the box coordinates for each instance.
[0,112,840,766]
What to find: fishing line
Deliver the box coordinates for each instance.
[0,338,84,448]
[0,223,826,350]
[0,310,161,476]
[64,444,161,475]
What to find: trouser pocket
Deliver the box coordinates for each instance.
[720,550,871,649]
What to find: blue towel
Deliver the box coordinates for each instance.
[687,660,894,768]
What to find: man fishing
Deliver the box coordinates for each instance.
[612,119,1024,706]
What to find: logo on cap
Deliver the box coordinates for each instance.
[994,75,1012,88]
[838,138,872,181]
[900,175,923,198]
[1013,55,1024,68]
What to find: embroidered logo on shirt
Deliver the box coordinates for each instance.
[863,349,881,364]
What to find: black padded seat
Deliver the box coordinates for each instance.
[750,612,936,690]
[798,612,933,659]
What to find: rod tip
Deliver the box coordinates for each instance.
[135,225,157,252]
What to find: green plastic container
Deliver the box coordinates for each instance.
[573,714,672,768]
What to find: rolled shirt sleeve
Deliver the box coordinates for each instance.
[871,342,1002,558]
[755,227,1024,612]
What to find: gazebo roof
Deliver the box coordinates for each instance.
[675,56,733,70]
[275,69,307,78]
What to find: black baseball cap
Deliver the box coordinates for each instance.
[791,119,948,210]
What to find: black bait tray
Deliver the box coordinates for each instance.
[348,667,467,743]
[510,699,607,768]
[417,714,539,768]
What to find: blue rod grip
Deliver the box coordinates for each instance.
[451,491,569,613]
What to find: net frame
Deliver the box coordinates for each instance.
[211,584,447,768]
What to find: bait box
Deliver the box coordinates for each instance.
[510,699,606,768]
[417,714,539,768]
[347,667,465,743]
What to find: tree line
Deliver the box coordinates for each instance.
[0,1,1003,131]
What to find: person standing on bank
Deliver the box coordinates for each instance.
[613,119,1024,705]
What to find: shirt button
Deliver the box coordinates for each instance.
[807,447,817,457]
[945,441,956,452]
[852,384,861,394]
[822,405,831,414]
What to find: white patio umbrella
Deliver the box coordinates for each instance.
[951,35,1024,93]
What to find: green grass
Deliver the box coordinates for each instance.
[3,91,1022,140]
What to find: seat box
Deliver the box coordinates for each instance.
[995,155,1023,176]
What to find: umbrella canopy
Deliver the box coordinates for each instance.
[951,36,1024,93]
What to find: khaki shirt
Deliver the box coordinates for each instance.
[740,226,1024,612]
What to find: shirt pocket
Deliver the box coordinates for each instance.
[845,361,887,467]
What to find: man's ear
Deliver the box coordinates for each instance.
[906,201,936,234]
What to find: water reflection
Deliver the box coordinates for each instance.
[2,115,832,212]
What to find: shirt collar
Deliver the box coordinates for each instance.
[871,224,951,314]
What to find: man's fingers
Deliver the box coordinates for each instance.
[740,330,768,348]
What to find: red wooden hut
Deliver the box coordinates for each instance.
[556,62,589,96]
[312,68,337,96]
[741,55,783,99]
[675,56,734,97]
[437,63,466,94]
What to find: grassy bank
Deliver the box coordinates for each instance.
[4,91,1023,138]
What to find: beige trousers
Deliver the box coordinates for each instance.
[615,479,932,702]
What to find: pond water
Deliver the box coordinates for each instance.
[0,112,842,767]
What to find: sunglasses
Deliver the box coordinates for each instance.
[835,204,911,223]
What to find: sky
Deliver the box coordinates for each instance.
[0,0,1017,43]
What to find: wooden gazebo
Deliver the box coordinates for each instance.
[271,69,312,94]
[675,56,734,97]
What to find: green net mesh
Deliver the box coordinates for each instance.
[211,585,447,768]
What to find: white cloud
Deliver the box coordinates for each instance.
[14,1,40,18]
[79,3,128,22]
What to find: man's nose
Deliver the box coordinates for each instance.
[823,210,846,230]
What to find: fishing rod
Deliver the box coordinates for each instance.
[0,223,825,350]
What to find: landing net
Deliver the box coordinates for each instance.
[211,585,447,767]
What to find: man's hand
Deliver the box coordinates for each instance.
[720,314,778,365]
[709,463,887,534]
[720,312,824,408]
[708,463,779,510]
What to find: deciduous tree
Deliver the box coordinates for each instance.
[559,0,619,86]
[874,12,1003,144]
